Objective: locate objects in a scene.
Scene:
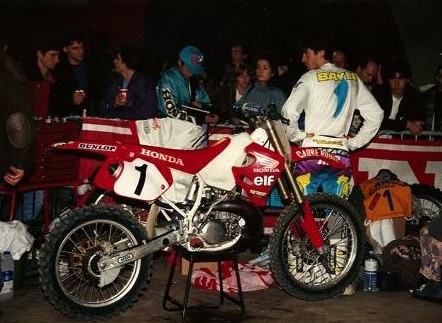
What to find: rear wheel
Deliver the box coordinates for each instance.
[408,184,442,233]
[39,205,150,320]
[411,184,442,220]
[269,193,364,301]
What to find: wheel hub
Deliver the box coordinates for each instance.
[87,253,102,278]
[70,240,113,281]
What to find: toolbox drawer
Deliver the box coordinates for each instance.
[29,121,80,184]
[28,169,79,183]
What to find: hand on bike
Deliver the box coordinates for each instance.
[4,166,25,185]
[205,114,219,125]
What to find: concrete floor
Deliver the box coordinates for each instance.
[2,258,442,323]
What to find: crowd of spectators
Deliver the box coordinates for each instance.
[2,29,439,137]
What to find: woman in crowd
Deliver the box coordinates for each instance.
[235,54,287,113]
[101,46,157,120]
[211,62,252,122]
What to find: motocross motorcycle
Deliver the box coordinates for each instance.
[38,104,364,320]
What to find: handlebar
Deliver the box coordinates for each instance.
[232,102,290,125]
[181,104,211,115]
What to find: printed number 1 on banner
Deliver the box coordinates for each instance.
[368,189,394,211]
[383,189,394,211]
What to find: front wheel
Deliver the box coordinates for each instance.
[269,193,364,301]
[39,205,150,320]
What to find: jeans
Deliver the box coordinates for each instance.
[15,190,44,223]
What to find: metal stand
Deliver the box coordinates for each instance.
[163,247,246,323]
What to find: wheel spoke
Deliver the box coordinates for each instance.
[111,228,124,244]
[63,276,81,289]
[89,283,95,303]
[68,238,85,254]
[292,256,319,281]
[318,208,335,232]
[322,216,344,241]
[82,227,95,246]
[73,277,87,297]
[108,224,113,242]
[60,272,77,282]
[99,287,106,302]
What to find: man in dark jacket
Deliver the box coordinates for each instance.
[0,47,34,186]
[23,32,62,117]
[101,46,157,120]
[373,59,424,135]
[0,37,35,300]
[54,31,103,117]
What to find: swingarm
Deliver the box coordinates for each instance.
[97,230,180,286]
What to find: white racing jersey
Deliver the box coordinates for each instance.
[282,63,383,151]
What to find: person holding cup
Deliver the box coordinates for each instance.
[101,46,157,120]
[54,31,103,117]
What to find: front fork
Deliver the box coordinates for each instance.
[263,120,325,253]
[299,199,325,252]
[276,170,326,253]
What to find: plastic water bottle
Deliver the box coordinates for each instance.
[363,251,378,292]
[0,252,14,301]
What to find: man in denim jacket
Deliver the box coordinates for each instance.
[156,46,218,125]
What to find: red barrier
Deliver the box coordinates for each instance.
[350,138,442,189]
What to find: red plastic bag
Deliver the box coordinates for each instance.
[191,261,274,293]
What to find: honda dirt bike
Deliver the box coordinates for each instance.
[38,104,363,320]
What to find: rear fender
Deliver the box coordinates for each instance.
[53,140,124,191]
[53,140,121,157]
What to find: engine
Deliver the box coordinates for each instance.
[179,176,264,252]
[186,186,245,247]
[197,210,244,245]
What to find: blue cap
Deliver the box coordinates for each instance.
[179,46,204,75]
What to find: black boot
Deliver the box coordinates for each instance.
[412,278,442,302]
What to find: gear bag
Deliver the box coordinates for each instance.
[381,235,421,290]
[359,170,412,222]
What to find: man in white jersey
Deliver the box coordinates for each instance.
[282,34,383,198]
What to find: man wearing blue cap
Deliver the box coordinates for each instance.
[156,45,218,124]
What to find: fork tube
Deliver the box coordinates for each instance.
[276,178,290,201]
[264,120,325,252]
[264,120,304,204]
